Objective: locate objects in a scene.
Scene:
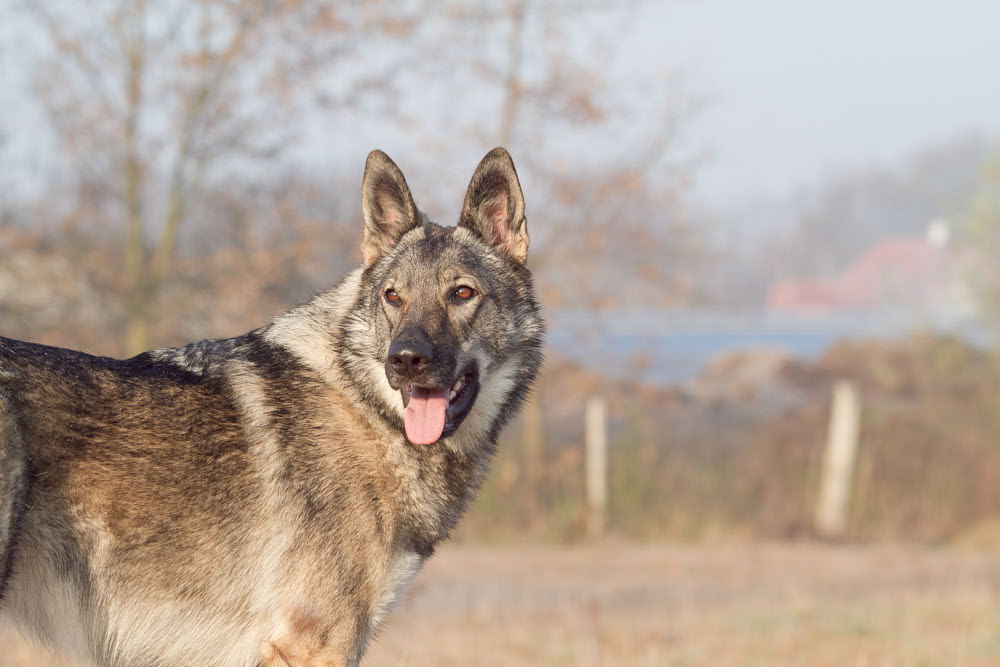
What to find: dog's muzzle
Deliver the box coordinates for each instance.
[384,332,478,445]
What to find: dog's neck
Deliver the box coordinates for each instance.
[262,268,365,381]
[381,433,494,556]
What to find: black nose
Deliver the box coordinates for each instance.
[387,338,434,380]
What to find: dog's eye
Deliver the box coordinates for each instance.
[384,289,401,304]
[453,286,476,301]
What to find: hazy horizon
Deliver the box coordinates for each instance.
[3,1,999,219]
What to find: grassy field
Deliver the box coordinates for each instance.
[2,543,998,666]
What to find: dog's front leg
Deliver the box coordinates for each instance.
[262,643,358,667]
[261,605,362,667]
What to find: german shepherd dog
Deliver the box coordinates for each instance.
[0,148,543,666]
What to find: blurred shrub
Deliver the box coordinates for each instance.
[457,335,1000,544]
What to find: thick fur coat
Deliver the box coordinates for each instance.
[0,148,543,666]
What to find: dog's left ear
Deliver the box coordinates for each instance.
[362,150,420,268]
[459,147,529,264]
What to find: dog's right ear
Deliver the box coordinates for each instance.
[361,150,420,268]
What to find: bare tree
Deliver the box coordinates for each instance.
[436,0,704,306]
[425,0,704,515]
[26,0,413,354]
[780,136,987,279]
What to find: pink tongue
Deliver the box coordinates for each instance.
[404,387,450,445]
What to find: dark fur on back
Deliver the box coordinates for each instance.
[0,148,543,667]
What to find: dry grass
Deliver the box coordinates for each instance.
[2,543,997,666]
[366,543,1000,666]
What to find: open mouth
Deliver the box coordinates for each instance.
[400,366,479,445]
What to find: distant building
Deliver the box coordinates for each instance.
[767,221,970,314]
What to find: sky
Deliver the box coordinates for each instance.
[642,0,1000,207]
[2,1,999,215]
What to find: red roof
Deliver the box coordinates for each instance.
[768,237,946,311]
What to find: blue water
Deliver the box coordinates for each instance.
[546,309,987,385]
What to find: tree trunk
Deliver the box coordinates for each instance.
[123,0,149,356]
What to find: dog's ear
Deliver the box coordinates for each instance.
[361,150,420,268]
[459,147,529,264]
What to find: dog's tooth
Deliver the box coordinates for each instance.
[453,378,463,392]
[449,390,457,400]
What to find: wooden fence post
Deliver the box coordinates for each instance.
[815,380,862,539]
[585,395,608,540]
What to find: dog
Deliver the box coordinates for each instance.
[0,147,543,666]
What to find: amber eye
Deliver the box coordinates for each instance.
[384,288,401,304]
[453,285,476,301]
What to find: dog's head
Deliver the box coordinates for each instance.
[340,148,543,448]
